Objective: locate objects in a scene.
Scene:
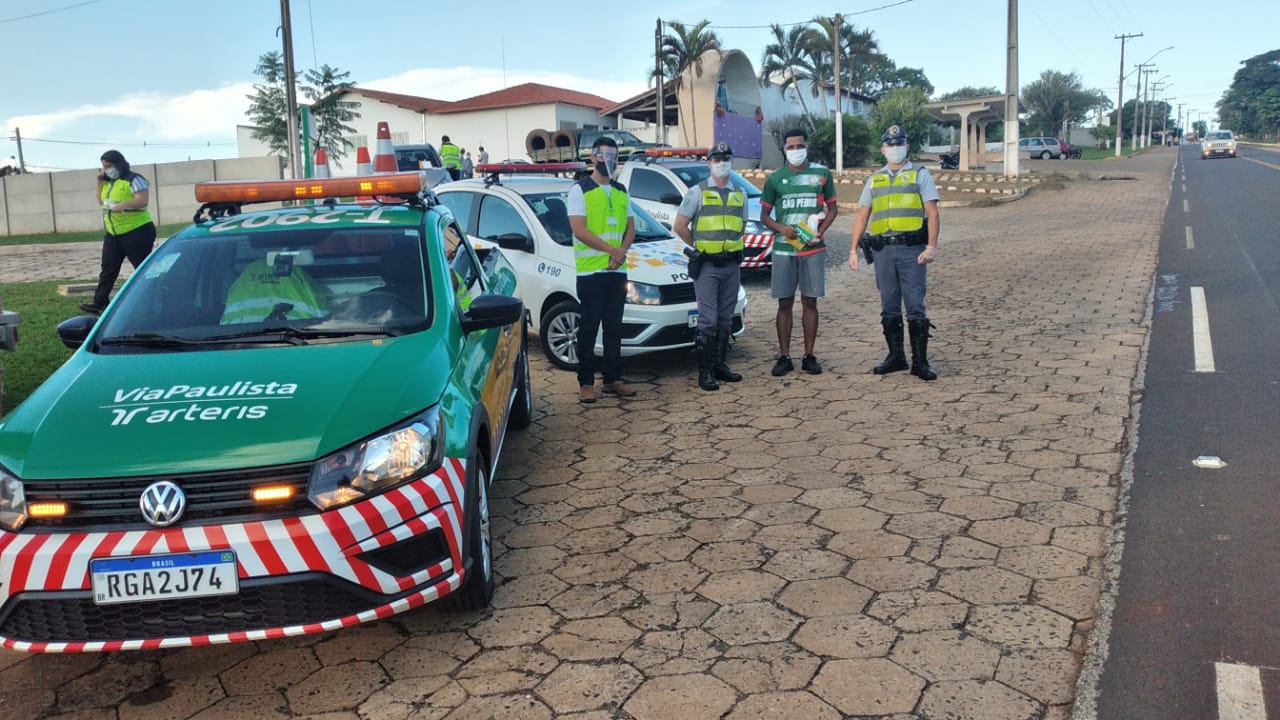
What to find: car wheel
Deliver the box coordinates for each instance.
[446,446,493,611]
[1040,151,1052,160]
[508,318,532,430]
[539,299,580,370]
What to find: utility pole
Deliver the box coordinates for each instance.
[279,0,301,180]
[1114,33,1142,157]
[13,127,26,173]
[655,18,665,146]
[833,12,843,174]
[1130,63,1147,151]
[1141,69,1158,148]
[1004,0,1019,177]
[1177,102,1185,139]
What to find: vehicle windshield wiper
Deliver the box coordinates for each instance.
[204,326,403,344]
[98,333,212,347]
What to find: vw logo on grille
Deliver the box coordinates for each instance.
[139,481,186,527]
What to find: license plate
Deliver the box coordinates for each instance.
[687,310,698,328]
[90,551,238,605]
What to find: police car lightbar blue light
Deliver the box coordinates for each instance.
[475,162,587,175]
[194,173,428,204]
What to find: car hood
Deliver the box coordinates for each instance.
[621,238,698,284]
[0,337,454,480]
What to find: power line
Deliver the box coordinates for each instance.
[0,0,103,25]
[705,0,916,29]
[21,136,237,148]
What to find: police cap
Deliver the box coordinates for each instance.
[708,141,734,159]
[881,125,908,145]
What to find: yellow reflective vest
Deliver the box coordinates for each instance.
[440,143,461,170]
[692,183,745,254]
[575,179,629,273]
[221,259,329,324]
[101,175,154,235]
[868,168,925,236]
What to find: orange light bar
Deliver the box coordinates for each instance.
[195,172,426,204]
[644,147,709,158]
[28,501,68,518]
[252,486,295,503]
[475,162,586,174]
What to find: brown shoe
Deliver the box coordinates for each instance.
[579,386,597,404]
[601,382,636,397]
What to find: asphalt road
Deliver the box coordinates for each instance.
[1096,143,1280,718]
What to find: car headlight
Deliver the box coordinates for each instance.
[307,406,445,511]
[0,471,27,532]
[626,281,663,306]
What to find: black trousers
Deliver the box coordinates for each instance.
[93,222,156,308]
[575,271,627,387]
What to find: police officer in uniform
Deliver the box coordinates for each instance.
[849,125,940,380]
[439,135,462,181]
[673,142,745,391]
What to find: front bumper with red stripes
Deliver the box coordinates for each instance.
[0,458,469,653]
[741,233,775,269]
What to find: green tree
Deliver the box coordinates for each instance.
[302,65,362,166]
[1021,70,1109,137]
[759,24,817,130]
[869,86,932,161]
[871,63,934,97]
[656,20,722,145]
[246,51,290,157]
[1089,124,1116,148]
[807,114,874,168]
[1217,49,1280,138]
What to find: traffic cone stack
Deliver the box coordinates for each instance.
[373,121,397,173]
[312,148,330,179]
[355,146,373,176]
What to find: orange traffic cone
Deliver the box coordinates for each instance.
[355,145,373,176]
[312,148,330,179]
[373,121,397,173]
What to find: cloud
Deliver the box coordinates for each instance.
[6,82,255,142]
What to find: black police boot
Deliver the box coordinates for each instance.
[697,333,719,391]
[714,330,743,383]
[908,318,937,381]
[873,317,909,374]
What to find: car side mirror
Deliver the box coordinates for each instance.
[658,193,683,205]
[460,294,524,333]
[57,315,97,350]
[495,232,534,252]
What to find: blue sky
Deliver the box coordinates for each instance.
[4,0,1276,171]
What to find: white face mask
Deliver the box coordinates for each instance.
[105,167,121,180]
[709,160,732,180]
[884,146,908,164]
[785,148,808,166]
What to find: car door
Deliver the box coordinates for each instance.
[474,191,560,332]
[625,167,683,225]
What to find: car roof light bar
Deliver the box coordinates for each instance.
[194,172,428,204]
[475,162,587,186]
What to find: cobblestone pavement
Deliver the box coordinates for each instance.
[0,150,1175,719]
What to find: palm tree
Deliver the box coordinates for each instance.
[657,19,722,145]
[758,24,816,130]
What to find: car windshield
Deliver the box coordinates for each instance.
[93,219,432,351]
[667,164,762,198]
[521,190,673,246]
[1207,132,1232,140]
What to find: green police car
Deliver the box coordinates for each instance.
[0,171,531,652]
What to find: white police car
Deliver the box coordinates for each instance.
[614,149,774,269]
[435,164,747,370]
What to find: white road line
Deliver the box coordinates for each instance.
[1216,662,1266,720]
[1182,183,1187,192]
[1184,198,1190,213]
[1186,226,1195,250]
[1191,287,1216,373]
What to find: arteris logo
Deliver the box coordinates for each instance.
[106,381,298,427]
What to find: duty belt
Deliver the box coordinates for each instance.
[703,250,742,266]
[878,233,927,247]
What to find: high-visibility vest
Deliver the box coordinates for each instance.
[575,179,629,273]
[868,168,925,236]
[221,259,329,324]
[440,143,461,169]
[101,175,154,235]
[692,182,745,254]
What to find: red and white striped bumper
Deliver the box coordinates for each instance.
[741,233,774,269]
[0,458,469,653]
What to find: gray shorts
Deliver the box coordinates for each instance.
[770,251,826,299]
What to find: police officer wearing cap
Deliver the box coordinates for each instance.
[673,141,746,391]
[849,125,941,380]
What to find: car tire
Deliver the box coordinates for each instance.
[1040,151,1052,160]
[446,445,494,611]
[539,299,581,370]
[508,318,532,431]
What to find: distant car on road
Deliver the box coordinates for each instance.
[1018,137,1067,160]
[1201,130,1237,159]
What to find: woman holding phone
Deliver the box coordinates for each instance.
[83,149,155,315]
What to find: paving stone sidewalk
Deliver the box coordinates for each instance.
[0,149,1176,719]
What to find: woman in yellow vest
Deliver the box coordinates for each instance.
[82,150,156,314]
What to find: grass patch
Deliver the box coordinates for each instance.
[1,282,82,411]
[0,222,189,247]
